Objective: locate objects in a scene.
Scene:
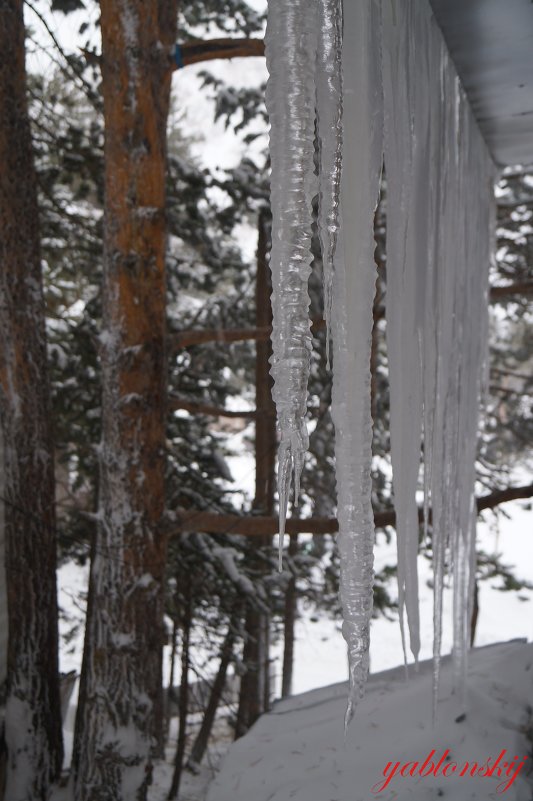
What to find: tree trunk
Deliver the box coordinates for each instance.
[72,1,177,798]
[0,2,63,798]
[236,209,275,737]
[255,209,275,715]
[187,611,238,771]
[0,418,6,801]
[282,534,298,698]
[235,609,264,738]
[168,577,192,800]
[165,618,178,741]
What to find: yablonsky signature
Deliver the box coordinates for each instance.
[371,749,529,794]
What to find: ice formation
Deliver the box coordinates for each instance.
[382,0,423,667]
[265,0,318,569]
[382,1,494,706]
[315,0,343,366]
[330,0,383,725]
[266,0,494,719]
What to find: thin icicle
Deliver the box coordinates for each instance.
[381,3,494,714]
[332,0,383,727]
[315,0,343,367]
[449,94,494,701]
[265,0,318,568]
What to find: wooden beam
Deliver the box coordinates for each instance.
[170,318,326,350]
[490,280,533,301]
[169,396,259,419]
[171,482,533,537]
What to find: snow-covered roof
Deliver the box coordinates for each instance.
[208,640,533,801]
[430,0,533,166]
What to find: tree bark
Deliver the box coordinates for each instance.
[0,2,63,798]
[72,1,177,798]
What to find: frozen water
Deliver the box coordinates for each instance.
[265,0,318,568]
[315,0,343,366]
[381,0,494,710]
[330,0,383,726]
[382,0,423,667]
[266,0,494,720]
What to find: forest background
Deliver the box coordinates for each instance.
[0,0,532,799]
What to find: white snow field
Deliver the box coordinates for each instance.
[207,640,533,801]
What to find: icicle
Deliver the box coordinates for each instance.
[381,2,494,712]
[331,0,383,727]
[266,0,494,726]
[315,0,343,367]
[382,0,423,667]
[265,0,318,569]
[449,92,494,701]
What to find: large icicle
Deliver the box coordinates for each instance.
[265,0,319,567]
[382,0,423,667]
[315,0,343,365]
[331,0,383,726]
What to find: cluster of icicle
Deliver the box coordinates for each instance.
[265,0,494,725]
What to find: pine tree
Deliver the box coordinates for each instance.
[0,1,63,797]
[71,1,178,797]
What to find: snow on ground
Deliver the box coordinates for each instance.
[56,498,533,799]
[207,640,533,801]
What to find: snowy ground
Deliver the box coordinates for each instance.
[56,497,533,799]
[207,640,533,801]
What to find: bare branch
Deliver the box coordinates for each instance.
[175,38,265,67]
